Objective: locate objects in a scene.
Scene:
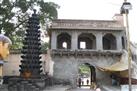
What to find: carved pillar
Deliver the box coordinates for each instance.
[71,31,78,50]
[116,35,122,50]
[51,31,57,49]
[96,32,103,50]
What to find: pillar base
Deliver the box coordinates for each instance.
[7,75,49,91]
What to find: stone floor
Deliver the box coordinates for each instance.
[0,84,121,91]
[43,84,118,91]
[0,84,70,91]
[42,85,70,91]
[68,86,94,91]
[68,88,93,91]
[0,85,8,91]
[43,85,94,91]
[101,85,121,91]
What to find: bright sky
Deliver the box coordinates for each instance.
[47,0,137,43]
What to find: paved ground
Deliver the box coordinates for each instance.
[68,86,94,91]
[42,85,94,91]
[42,85,70,91]
[69,88,94,91]
[0,85,8,91]
[0,84,121,91]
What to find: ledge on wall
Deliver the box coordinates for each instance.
[10,49,47,54]
[51,49,122,57]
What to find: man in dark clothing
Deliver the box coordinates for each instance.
[78,78,81,88]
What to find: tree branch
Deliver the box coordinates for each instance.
[14,19,28,29]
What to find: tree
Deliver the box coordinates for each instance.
[79,64,90,74]
[0,0,59,49]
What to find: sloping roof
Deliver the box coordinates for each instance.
[49,19,125,30]
[98,61,128,72]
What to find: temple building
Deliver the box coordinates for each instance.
[47,14,137,89]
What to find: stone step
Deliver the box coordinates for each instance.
[8,79,45,91]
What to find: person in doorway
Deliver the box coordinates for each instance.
[86,79,89,85]
[78,77,81,88]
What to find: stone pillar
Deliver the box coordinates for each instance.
[96,33,103,50]
[71,31,78,50]
[116,35,122,50]
[51,31,57,49]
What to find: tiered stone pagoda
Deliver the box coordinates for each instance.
[8,10,46,91]
[19,10,42,78]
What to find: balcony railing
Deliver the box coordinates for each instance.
[50,49,123,57]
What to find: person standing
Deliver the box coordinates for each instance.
[78,78,81,88]
[86,79,89,85]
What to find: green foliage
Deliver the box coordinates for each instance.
[79,64,90,74]
[0,0,59,49]
[41,42,49,52]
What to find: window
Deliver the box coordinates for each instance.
[103,33,116,50]
[57,33,71,49]
[78,33,96,49]
[62,42,67,49]
[80,41,86,49]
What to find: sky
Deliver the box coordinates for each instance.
[47,0,137,43]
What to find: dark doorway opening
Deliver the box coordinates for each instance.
[77,63,96,89]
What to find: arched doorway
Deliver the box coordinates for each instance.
[78,63,96,88]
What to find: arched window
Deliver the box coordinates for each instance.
[103,33,116,50]
[57,33,71,49]
[78,33,96,49]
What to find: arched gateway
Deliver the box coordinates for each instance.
[78,63,96,86]
[48,18,126,88]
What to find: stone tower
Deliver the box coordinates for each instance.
[19,10,42,78]
[8,10,46,91]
